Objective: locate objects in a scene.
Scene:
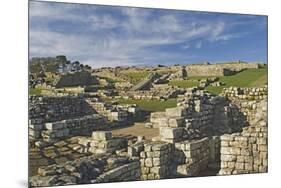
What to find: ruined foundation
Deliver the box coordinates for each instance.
[29,86,267,187]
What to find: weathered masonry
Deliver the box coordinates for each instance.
[186,62,260,77]
[29,86,267,186]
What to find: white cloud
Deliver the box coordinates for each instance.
[29,2,251,67]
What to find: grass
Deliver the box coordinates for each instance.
[29,88,42,95]
[120,70,150,84]
[168,75,218,88]
[169,79,199,88]
[113,98,177,112]
[205,68,268,95]
[98,76,118,83]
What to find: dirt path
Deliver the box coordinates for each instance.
[111,122,159,140]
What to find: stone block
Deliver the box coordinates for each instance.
[29,124,44,131]
[147,173,155,180]
[221,154,236,162]
[165,107,185,117]
[235,162,245,170]
[150,166,161,174]
[241,149,251,156]
[92,131,112,141]
[160,127,183,139]
[258,145,267,152]
[151,143,169,151]
[220,134,234,141]
[45,122,65,130]
[153,158,161,166]
[145,158,153,167]
[257,138,267,145]
[168,117,184,128]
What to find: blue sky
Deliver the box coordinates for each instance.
[29,1,267,68]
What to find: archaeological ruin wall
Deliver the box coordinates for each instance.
[186,63,259,77]
[29,86,268,186]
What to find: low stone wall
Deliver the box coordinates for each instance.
[86,99,144,125]
[222,86,267,100]
[140,142,173,180]
[186,63,259,77]
[29,96,95,122]
[88,131,127,155]
[174,137,210,176]
[95,161,141,183]
[29,155,140,187]
[40,115,108,142]
[186,66,229,77]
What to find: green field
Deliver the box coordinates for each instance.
[114,98,177,112]
[167,68,267,95]
[169,79,199,88]
[205,68,268,95]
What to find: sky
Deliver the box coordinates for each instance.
[29,1,268,68]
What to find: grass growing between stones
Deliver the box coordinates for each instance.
[205,68,268,95]
[115,98,177,112]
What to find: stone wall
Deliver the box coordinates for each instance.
[140,142,173,180]
[186,66,230,77]
[173,137,210,176]
[186,63,259,77]
[29,96,97,140]
[219,100,267,175]
[222,86,268,100]
[122,86,185,100]
[145,91,267,177]
[29,96,95,122]
[95,161,141,183]
[88,131,127,155]
[148,93,247,137]
[29,155,140,187]
[40,115,108,142]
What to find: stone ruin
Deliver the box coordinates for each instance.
[186,62,259,77]
[120,84,185,100]
[29,86,267,187]
[29,96,144,142]
[53,71,98,88]
[222,86,268,100]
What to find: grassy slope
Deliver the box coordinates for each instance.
[206,68,267,95]
[120,70,150,84]
[115,98,177,112]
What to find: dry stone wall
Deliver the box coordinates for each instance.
[41,115,108,142]
[186,63,259,77]
[174,137,211,176]
[222,86,267,100]
[29,96,95,122]
[140,142,173,180]
[219,100,267,175]
[29,96,98,140]
[148,93,247,138]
